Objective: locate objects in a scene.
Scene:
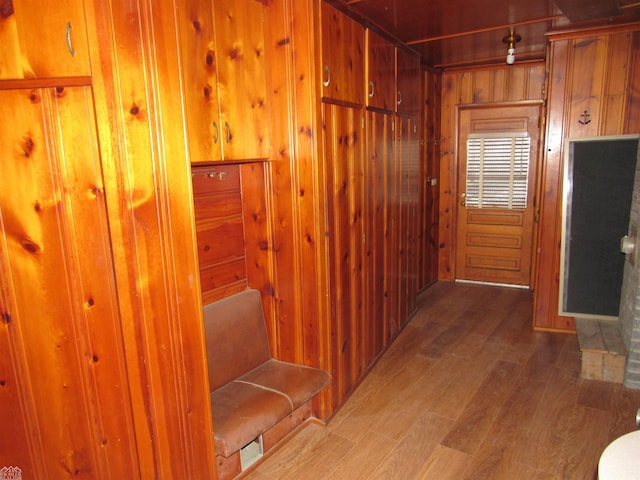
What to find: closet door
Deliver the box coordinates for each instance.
[0,87,137,479]
[323,102,365,404]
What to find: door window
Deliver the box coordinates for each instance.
[466,133,530,209]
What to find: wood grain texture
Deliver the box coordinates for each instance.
[87,0,217,476]
[534,28,640,331]
[0,87,137,479]
[245,282,640,480]
[320,1,365,105]
[366,29,396,111]
[0,0,90,79]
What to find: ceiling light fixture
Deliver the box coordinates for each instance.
[502,30,521,65]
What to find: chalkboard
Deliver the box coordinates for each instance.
[560,136,639,319]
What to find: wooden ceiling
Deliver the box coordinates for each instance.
[330,0,640,68]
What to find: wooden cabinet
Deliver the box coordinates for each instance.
[323,103,366,403]
[320,2,365,105]
[321,104,423,406]
[395,116,420,323]
[0,0,90,79]
[176,0,223,161]
[192,165,247,304]
[396,48,421,116]
[178,0,270,162]
[365,29,395,111]
[0,87,137,478]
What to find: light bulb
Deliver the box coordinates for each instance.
[506,47,515,65]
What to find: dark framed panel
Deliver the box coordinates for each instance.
[559,135,639,319]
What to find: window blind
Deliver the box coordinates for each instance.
[466,134,530,209]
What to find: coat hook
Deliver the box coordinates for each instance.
[578,110,591,125]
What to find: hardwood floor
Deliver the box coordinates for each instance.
[243,282,640,479]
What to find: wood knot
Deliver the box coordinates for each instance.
[21,238,41,254]
[0,0,14,19]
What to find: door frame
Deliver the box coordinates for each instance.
[453,100,545,288]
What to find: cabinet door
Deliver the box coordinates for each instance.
[177,0,223,161]
[395,116,420,323]
[0,87,136,478]
[320,2,364,105]
[366,30,395,111]
[323,102,365,404]
[213,0,269,161]
[0,0,90,79]
[396,48,421,116]
[365,110,394,361]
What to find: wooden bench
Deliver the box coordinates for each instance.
[203,289,331,479]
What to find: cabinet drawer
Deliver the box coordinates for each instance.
[193,193,242,224]
[192,165,240,196]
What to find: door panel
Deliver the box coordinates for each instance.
[455,105,540,286]
[0,87,137,478]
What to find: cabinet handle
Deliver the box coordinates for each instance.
[369,81,375,98]
[65,22,76,57]
[323,65,331,87]
[212,121,219,144]
[224,121,231,143]
[397,90,402,105]
[208,171,228,181]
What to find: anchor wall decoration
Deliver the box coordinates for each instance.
[578,110,591,125]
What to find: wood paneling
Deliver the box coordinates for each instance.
[439,62,546,282]
[0,87,137,479]
[418,68,441,291]
[534,27,640,331]
[396,48,421,116]
[323,102,365,404]
[0,0,90,79]
[177,0,270,162]
[320,2,365,105]
[87,0,217,476]
[366,29,396,111]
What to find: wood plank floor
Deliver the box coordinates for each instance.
[243,282,640,479]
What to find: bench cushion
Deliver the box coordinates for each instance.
[240,359,331,410]
[203,289,271,391]
[211,381,292,457]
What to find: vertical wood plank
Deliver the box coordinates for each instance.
[86,0,217,476]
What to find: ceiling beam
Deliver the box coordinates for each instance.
[405,15,564,45]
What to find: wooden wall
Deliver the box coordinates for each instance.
[420,68,442,289]
[0,0,217,477]
[438,62,547,281]
[0,0,438,476]
[534,25,640,331]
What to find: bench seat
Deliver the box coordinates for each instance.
[203,289,331,466]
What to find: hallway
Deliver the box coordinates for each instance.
[244,282,640,479]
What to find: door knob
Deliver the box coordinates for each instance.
[460,192,466,206]
[621,235,635,255]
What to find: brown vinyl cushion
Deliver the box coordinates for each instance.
[203,289,271,391]
[211,380,292,457]
[239,359,331,410]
